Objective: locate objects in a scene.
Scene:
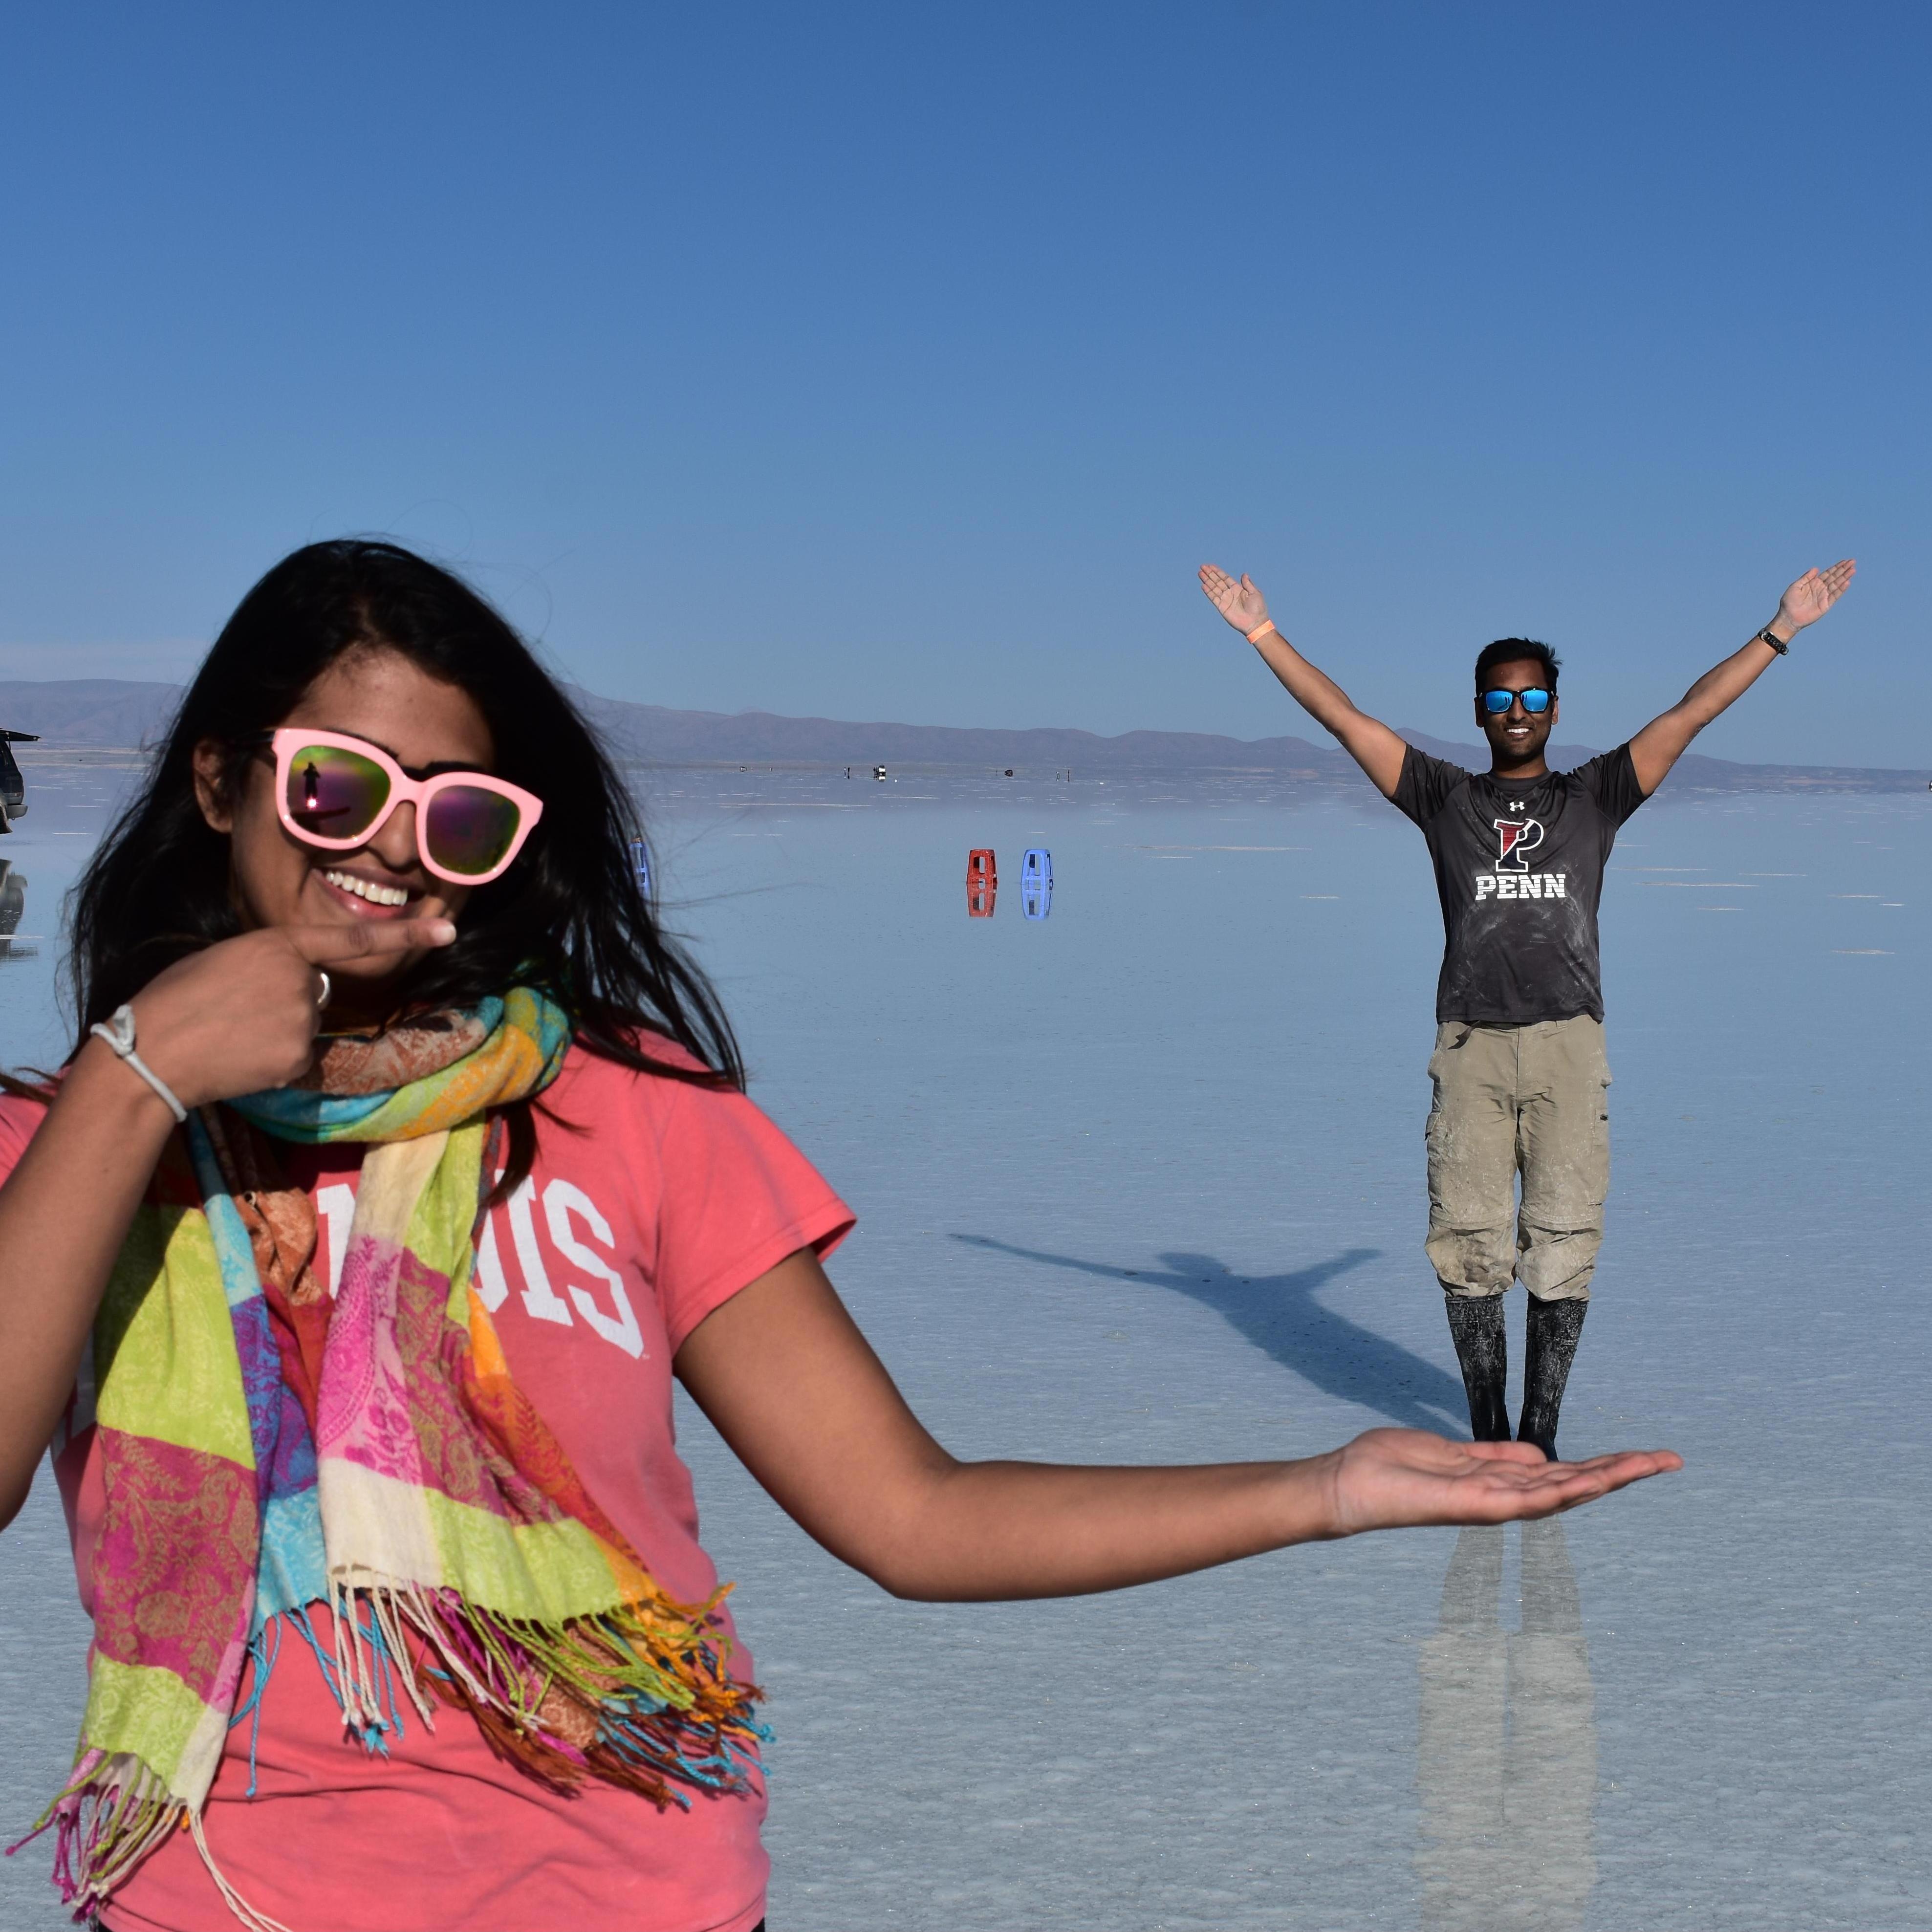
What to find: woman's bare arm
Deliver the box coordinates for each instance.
[0,1046,178,1526]
[675,1251,1680,1603]
[0,916,453,1529]
[1198,564,1409,798]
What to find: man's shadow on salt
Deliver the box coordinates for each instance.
[952,1236,1466,1433]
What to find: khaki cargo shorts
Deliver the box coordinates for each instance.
[1424,1015,1610,1302]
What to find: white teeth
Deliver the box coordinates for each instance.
[323,869,409,908]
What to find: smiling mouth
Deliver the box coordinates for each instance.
[319,867,415,912]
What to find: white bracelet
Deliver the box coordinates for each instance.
[88,1004,188,1124]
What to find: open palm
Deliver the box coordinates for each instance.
[1778,558,1856,632]
[1329,1429,1681,1534]
[1199,563,1271,634]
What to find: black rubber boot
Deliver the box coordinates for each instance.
[1443,1291,1510,1442]
[1518,1296,1588,1460]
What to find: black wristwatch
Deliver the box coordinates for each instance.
[1754,625,1790,656]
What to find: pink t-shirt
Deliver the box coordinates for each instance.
[0,1042,854,1932]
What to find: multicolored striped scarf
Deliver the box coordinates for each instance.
[28,990,763,1929]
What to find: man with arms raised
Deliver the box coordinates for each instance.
[1199,558,1854,1455]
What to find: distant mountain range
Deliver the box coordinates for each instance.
[2,677,1925,794]
[0,678,182,747]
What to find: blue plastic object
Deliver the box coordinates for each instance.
[1020,847,1052,920]
[629,838,651,898]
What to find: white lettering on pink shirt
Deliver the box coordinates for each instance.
[317,1184,356,1299]
[472,1209,511,1313]
[506,1175,575,1325]
[544,1179,646,1359]
[307,1165,644,1360]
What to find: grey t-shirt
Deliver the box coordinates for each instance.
[1392,743,1648,1025]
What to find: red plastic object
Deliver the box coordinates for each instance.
[967,847,997,918]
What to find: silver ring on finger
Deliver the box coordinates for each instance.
[315,969,332,1012]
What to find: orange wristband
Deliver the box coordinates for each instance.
[1245,619,1278,643]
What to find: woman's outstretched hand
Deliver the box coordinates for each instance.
[1776,558,1856,633]
[1325,1429,1681,1536]
[1199,563,1271,635]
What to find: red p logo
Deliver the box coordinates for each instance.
[1494,817,1544,872]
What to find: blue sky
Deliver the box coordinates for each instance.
[0,2,1925,764]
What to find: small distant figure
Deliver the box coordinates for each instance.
[628,839,651,899]
[873,765,888,781]
[1004,768,1014,777]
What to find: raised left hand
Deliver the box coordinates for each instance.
[1777,558,1856,633]
[1199,563,1271,635]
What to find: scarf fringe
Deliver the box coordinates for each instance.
[8,1750,185,1917]
[10,1759,295,1932]
[5,1561,770,1917]
[326,1577,767,1809]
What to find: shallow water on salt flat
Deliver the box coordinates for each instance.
[2,756,1928,1930]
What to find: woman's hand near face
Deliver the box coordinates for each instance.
[130,918,455,1110]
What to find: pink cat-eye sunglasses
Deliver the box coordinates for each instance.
[267,727,543,885]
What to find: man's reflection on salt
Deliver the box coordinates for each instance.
[1415,1520,1597,1932]
[0,861,31,961]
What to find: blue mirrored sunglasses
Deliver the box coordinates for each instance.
[1482,686,1553,715]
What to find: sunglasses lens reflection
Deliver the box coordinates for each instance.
[285,742,391,841]
[1482,688,1552,715]
[425,784,523,876]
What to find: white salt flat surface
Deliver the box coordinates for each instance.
[2,756,1928,1930]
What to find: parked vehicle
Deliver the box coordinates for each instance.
[0,728,38,830]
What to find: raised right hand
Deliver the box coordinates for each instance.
[1775,558,1856,634]
[1198,563,1271,635]
[116,918,455,1111]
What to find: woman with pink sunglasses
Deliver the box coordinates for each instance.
[0,541,1677,1932]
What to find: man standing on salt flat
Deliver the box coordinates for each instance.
[1198,556,1854,1456]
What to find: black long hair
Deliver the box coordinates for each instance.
[65,541,742,1172]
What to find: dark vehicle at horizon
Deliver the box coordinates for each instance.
[0,728,38,831]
